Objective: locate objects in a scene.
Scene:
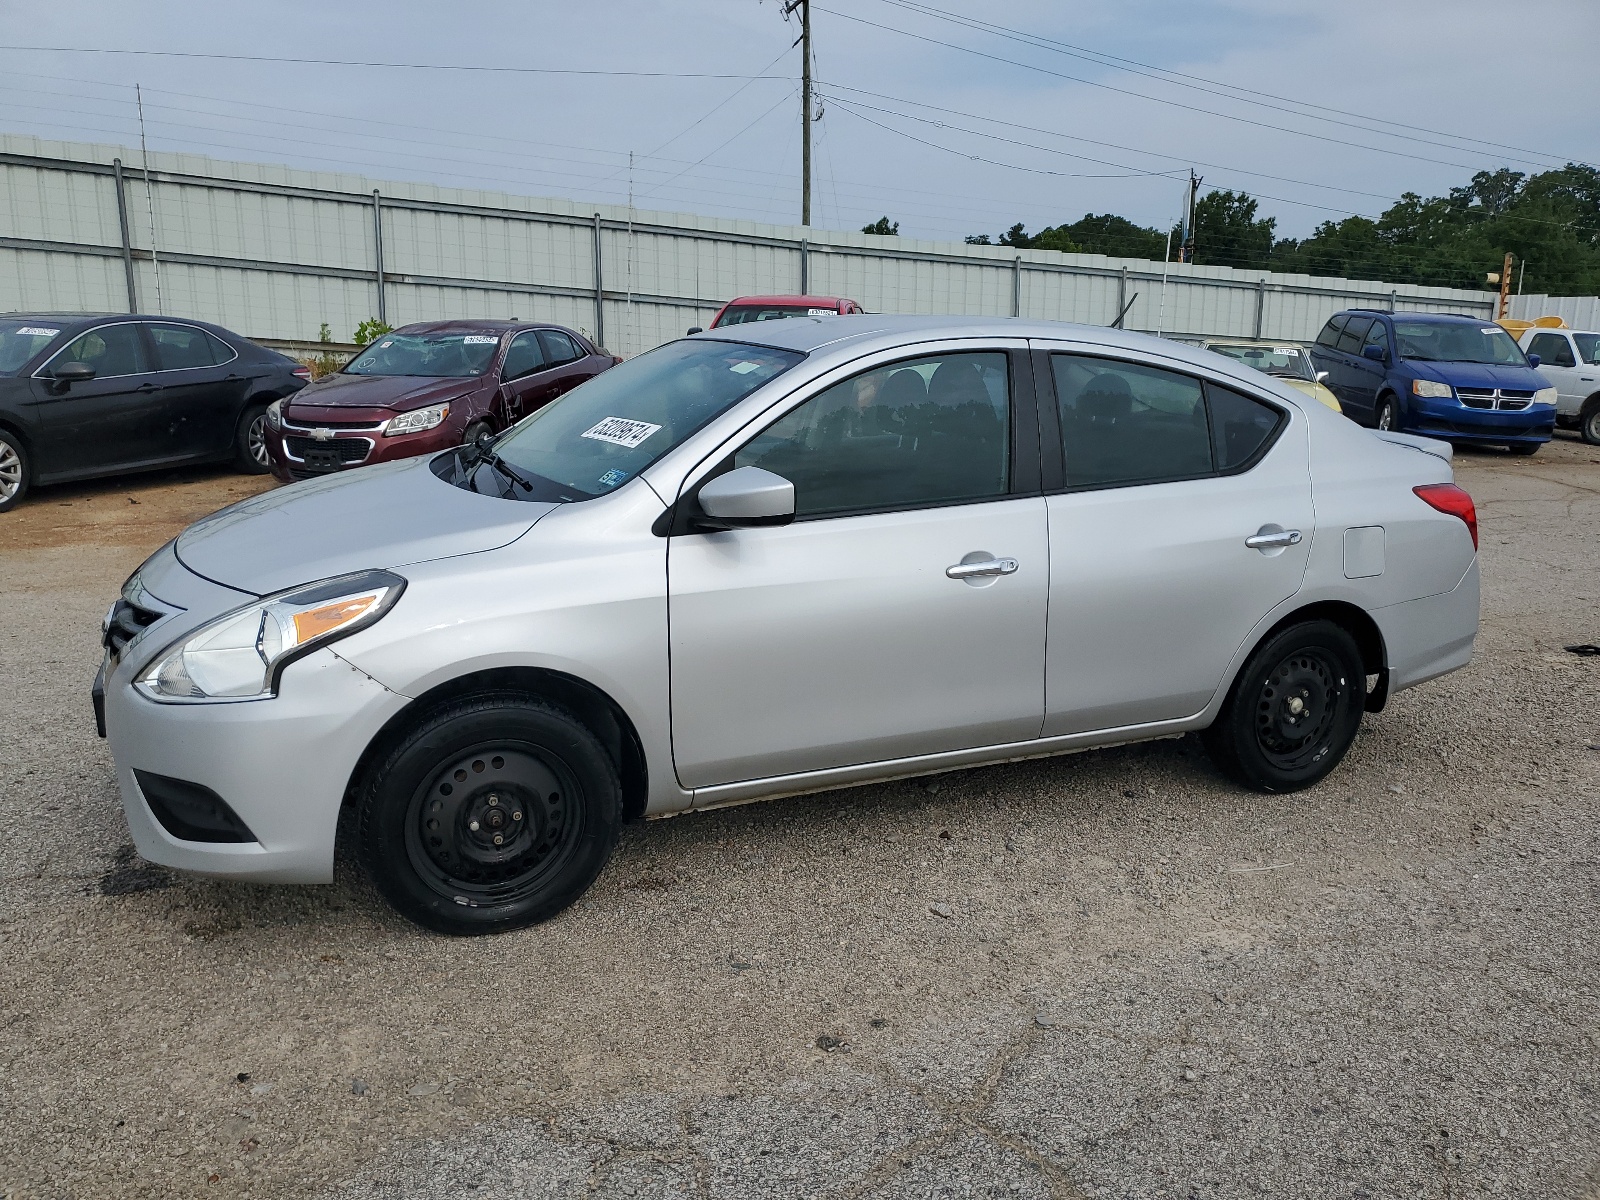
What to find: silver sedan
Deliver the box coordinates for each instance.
[97,316,1480,934]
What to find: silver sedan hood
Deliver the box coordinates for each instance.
[175,457,555,596]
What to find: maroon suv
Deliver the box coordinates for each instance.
[264,320,616,482]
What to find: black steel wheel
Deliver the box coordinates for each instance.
[1203,620,1365,792]
[358,694,622,934]
[234,404,271,474]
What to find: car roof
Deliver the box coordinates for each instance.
[393,319,563,335]
[1201,338,1308,348]
[722,296,850,307]
[1340,310,1494,326]
[697,313,1302,377]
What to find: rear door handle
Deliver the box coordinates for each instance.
[946,557,1019,579]
[1245,529,1302,550]
[134,382,158,392]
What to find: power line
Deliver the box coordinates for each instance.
[0,44,795,81]
[864,0,1591,170]
[813,6,1539,174]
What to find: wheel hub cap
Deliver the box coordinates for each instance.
[409,747,573,900]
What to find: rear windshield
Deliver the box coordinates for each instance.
[1206,343,1315,381]
[1393,320,1527,365]
[344,331,503,377]
[1574,333,1600,366]
[0,320,67,376]
[714,305,836,326]
[485,338,803,500]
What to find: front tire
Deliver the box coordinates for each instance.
[1202,620,1366,793]
[0,429,29,512]
[233,404,271,474]
[1508,442,1540,456]
[1374,397,1396,431]
[1581,400,1600,446]
[356,694,622,935]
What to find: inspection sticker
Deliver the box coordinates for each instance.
[597,468,628,488]
[581,417,662,448]
[462,335,499,344]
[16,326,58,337]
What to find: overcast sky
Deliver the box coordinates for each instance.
[3,0,1598,243]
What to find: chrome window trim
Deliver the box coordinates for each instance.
[30,319,151,381]
[147,321,239,373]
[281,418,386,434]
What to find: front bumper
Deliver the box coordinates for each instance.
[1404,398,1555,445]
[104,646,410,883]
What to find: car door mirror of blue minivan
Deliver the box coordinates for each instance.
[1362,344,1387,363]
[1526,353,1541,368]
[695,465,795,530]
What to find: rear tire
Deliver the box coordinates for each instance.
[356,694,622,935]
[233,404,271,474]
[1582,401,1600,446]
[1202,620,1365,793]
[0,429,29,512]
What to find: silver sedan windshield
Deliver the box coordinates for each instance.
[490,338,803,499]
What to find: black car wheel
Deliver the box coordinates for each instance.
[356,694,622,935]
[234,404,271,474]
[461,420,492,448]
[1581,400,1600,446]
[0,429,29,512]
[1374,398,1396,431]
[1507,442,1540,456]
[1202,620,1366,793]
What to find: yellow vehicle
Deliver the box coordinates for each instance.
[1198,339,1343,412]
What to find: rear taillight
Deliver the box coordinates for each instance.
[1413,483,1477,550]
[292,365,311,380]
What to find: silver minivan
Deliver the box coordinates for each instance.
[98,317,1481,934]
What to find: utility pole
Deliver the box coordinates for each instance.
[784,0,812,226]
[1497,251,1513,321]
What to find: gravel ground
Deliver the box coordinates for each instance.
[1,439,1598,1200]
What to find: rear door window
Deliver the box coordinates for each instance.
[1336,316,1372,353]
[1315,315,1347,348]
[1050,356,1212,488]
[149,323,216,371]
[537,329,583,366]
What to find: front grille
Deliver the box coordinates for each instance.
[1457,387,1534,411]
[103,597,163,658]
[284,435,371,463]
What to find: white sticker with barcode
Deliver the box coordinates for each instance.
[581,417,661,448]
[462,335,499,344]
[1481,327,1501,335]
[807,308,836,317]
[16,326,58,337]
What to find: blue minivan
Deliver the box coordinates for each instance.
[1310,310,1556,454]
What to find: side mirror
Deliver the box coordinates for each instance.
[1526,353,1541,368]
[50,361,96,390]
[1315,370,1330,383]
[686,326,704,336]
[1362,344,1386,363]
[695,465,794,529]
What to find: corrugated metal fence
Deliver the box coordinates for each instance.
[1,133,1515,358]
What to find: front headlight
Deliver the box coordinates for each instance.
[265,398,283,428]
[1532,387,1557,406]
[383,402,450,436]
[136,570,405,703]
[1412,379,1453,399]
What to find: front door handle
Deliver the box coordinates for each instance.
[1245,528,1302,551]
[946,557,1019,579]
[134,382,158,392]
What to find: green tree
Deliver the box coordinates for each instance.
[1184,190,1277,270]
[861,216,899,236]
[353,319,394,346]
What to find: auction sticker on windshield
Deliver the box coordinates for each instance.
[16,326,59,337]
[581,417,662,448]
[463,335,499,344]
